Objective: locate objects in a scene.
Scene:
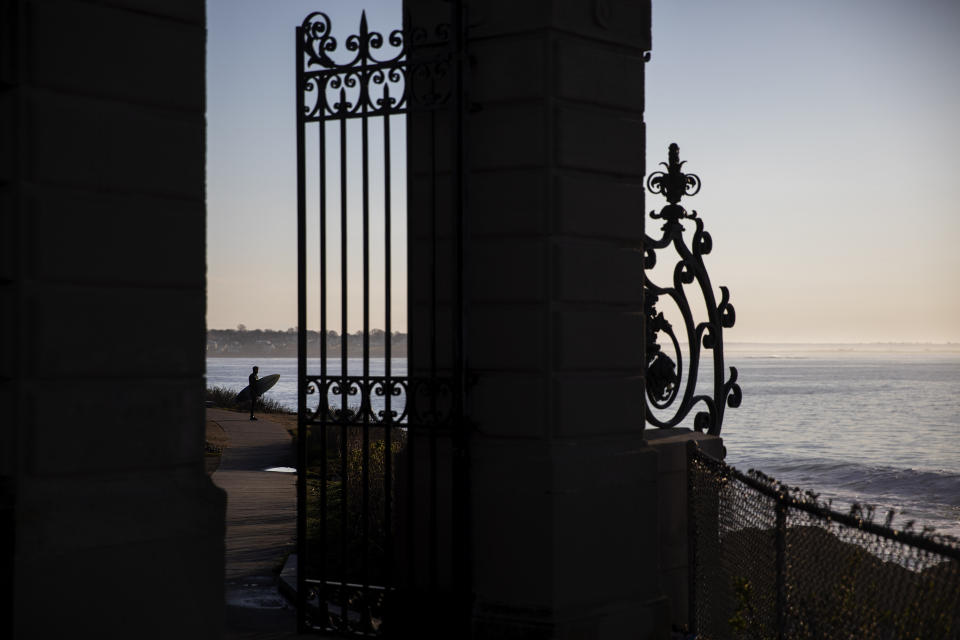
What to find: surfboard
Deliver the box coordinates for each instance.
[235,373,281,403]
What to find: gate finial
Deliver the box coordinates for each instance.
[647,142,701,208]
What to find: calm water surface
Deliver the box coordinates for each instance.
[208,348,960,536]
[719,348,960,538]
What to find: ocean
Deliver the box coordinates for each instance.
[207,346,960,537]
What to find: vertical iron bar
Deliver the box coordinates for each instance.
[428,97,439,594]
[382,85,393,592]
[429,413,437,596]
[320,121,328,377]
[427,105,438,595]
[360,25,372,630]
[339,110,349,634]
[294,25,308,634]
[775,499,787,640]
[318,102,329,622]
[429,108,438,379]
[686,441,699,635]
[406,405,415,590]
[452,0,470,628]
[340,113,350,399]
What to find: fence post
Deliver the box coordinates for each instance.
[686,440,698,635]
[774,498,786,639]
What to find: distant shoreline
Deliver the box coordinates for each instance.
[207,328,407,358]
[205,344,960,358]
[207,351,408,358]
[205,328,960,359]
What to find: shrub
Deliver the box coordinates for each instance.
[304,413,407,585]
[205,385,289,413]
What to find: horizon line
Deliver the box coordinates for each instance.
[208,328,959,346]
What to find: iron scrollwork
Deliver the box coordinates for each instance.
[300,11,452,122]
[645,143,741,435]
[305,375,454,428]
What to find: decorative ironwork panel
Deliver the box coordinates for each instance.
[304,375,455,428]
[644,143,741,435]
[300,11,453,122]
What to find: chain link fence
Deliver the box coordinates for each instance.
[687,442,960,639]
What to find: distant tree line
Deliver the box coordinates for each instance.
[207,327,407,357]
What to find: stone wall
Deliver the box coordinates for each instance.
[646,429,725,629]
[1,1,224,637]
[405,1,666,637]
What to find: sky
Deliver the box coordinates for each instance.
[206,0,404,334]
[207,0,960,343]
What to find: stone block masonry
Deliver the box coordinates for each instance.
[406,0,667,637]
[1,1,224,638]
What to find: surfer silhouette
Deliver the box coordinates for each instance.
[248,365,259,420]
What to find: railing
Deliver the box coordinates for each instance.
[644,144,741,435]
[687,442,960,639]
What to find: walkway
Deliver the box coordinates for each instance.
[209,408,302,637]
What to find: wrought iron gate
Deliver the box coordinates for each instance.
[295,3,468,636]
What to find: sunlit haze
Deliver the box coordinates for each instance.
[207,0,960,343]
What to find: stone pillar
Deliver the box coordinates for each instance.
[0,2,225,638]
[467,2,662,635]
[408,1,665,636]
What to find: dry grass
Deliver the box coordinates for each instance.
[206,385,289,414]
